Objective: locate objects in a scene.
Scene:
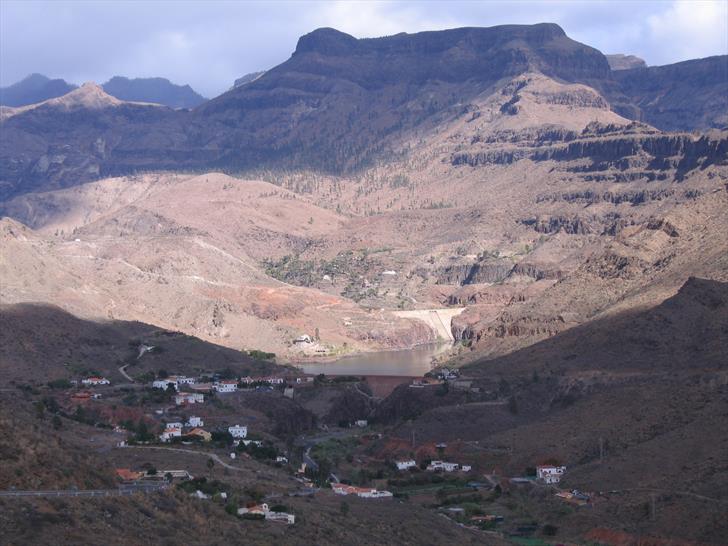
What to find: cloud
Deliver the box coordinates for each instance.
[647,0,728,63]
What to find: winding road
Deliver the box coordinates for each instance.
[118,363,134,382]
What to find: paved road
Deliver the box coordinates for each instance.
[303,446,318,472]
[121,445,245,472]
[118,363,134,382]
[610,487,727,504]
[354,383,376,401]
[0,483,166,498]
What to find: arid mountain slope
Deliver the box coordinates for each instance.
[1,66,726,361]
[0,174,436,356]
[0,303,282,384]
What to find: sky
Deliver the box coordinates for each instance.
[1,0,726,98]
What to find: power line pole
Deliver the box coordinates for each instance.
[650,493,657,521]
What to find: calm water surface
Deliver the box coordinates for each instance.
[298,343,452,377]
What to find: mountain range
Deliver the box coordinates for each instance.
[0,73,206,110]
[0,25,726,202]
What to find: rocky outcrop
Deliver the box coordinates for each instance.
[606,54,647,71]
[509,263,563,281]
[519,215,592,235]
[535,188,680,206]
[419,259,513,286]
[452,130,728,181]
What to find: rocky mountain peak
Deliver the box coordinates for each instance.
[606,54,647,70]
[47,82,122,110]
[294,27,358,55]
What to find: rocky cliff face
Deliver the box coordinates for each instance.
[605,54,646,71]
[451,122,728,184]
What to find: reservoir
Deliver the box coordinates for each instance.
[298,343,452,377]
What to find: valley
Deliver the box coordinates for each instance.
[0,19,726,546]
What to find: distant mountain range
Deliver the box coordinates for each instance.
[0,73,77,107]
[0,74,206,109]
[1,24,726,199]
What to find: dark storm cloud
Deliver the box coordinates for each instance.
[1,0,726,98]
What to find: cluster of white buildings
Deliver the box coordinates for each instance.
[240,376,285,385]
[427,460,471,473]
[228,425,248,439]
[152,374,291,395]
[237,503,295,524]
[537,465,566,484]
[152,376,196,391]
[174,392,204,405]
[159,417,208,443]
[213,380,239,393]
[331,483,393,498]
[82,377,110,385]
[395,459,417,471]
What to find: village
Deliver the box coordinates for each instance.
[23,363,600,541]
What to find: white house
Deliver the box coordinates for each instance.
[186,416,204,427]
[294,334,312,344]
[537,465,566,484]
[228,425,248,438]
[213,380,238,393]
[159,470,192,480]
[82,377,110,386]
[355,419,368,428]
[165,422,184,430]
[160,428,182,442]
[241,439,261,447]
[275,456,288,464]
[238,503,295,525]
[396,459,417,471]
[265,511,296,524]
[427,460,460,472]
[175,376,196,385]
[174,393,204,405]
[331,483,393,498]
[360,490,393,498]
[461,465,472,472]
[153,378,177,391]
